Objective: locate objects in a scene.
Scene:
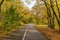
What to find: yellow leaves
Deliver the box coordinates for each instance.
[1,0,23,11]
[2,1,12,10]
[0,0,2,3]
[57,0,60,4]
[19,21,24,25]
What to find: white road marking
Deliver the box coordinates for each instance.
[22,26,28,40]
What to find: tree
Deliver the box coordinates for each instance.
[55,0,60,31]
[0,0,4,13]
[41,0,55,29]
[41,0,60,31]
[32,0,45,24]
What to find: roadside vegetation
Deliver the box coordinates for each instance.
[0,0,30,33]
[34,0,60,40]
[0,0,60,40]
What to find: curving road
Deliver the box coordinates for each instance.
[0,24,48,40]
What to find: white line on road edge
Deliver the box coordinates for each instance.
[22,27,28,40]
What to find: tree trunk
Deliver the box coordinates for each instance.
[50,0,60,29]
[0,5,1,14]
[42,0,54,28]
[55,0,60,31]
[0,0,4,13]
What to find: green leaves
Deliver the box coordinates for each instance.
[0,5,20,31]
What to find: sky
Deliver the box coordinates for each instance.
[21,0,36,11]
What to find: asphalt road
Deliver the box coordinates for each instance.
[0,24,49,40]
[23,24,48,40]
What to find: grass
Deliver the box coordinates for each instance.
[34,25,60,40]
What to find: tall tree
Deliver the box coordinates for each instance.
[49,0,55,29]
[41,0,54,28]
[55,0,60,31]
[50,0,60,29]
[0,0,4,13]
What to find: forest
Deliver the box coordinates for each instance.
[0,0,60,40]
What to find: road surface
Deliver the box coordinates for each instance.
[0,24,48,40]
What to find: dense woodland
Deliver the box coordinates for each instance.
[0,0,60,32]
